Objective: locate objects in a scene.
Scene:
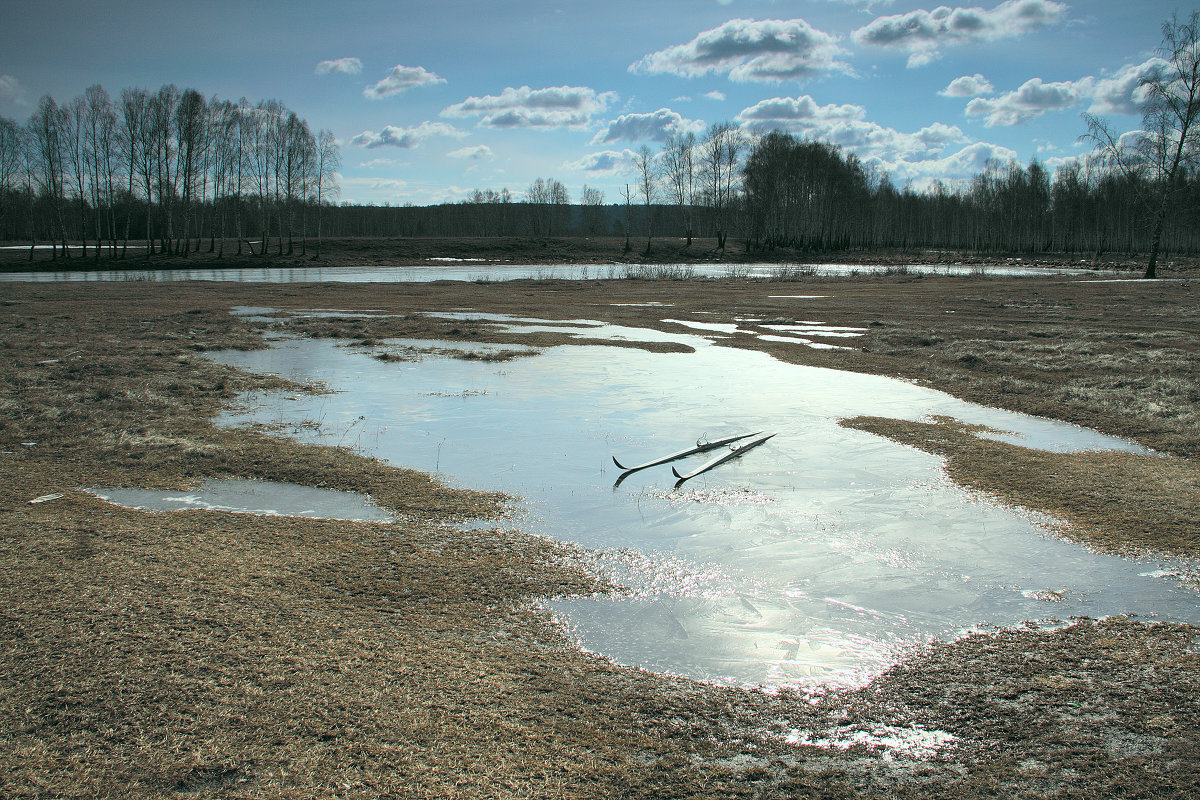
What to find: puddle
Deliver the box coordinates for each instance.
[88,478,394,521]
[208,315,1196,690]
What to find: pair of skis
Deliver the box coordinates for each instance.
[613,431,776,485]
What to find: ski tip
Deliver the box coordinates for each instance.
[671,467,685,479]
[612,456,628,470]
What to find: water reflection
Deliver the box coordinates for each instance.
[209,315,1197,690]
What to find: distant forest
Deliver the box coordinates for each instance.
[2,82,1198,264]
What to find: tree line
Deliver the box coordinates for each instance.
[0,84,339,259]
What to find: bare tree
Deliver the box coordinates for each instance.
[660,131,697,246]
[621,183,634,253]
[700,122,746,251]
[313,128,340,257]
[1085,11,1200,277]
[633,145,657,254]
[580,184,605,235]
[121,87,154,257]
[27,96,70,258]
[0,116,21,239]
[174,88,207,257]
[83,85,120,256]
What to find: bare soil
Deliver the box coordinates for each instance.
[2,253,1199,798]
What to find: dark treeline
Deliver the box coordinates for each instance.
[739,131,1200,258]
[301,125,1200,261]
[4,66,1197,266]
[0,84,339,259]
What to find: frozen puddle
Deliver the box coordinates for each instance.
[88,478,394,522]
[209,313,1196,690]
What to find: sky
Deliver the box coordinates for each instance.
[0,0,1186,205]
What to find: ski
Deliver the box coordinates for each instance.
[612,431,763,473]
[672,432,776,483]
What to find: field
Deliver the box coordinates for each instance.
[2,239,1199,798]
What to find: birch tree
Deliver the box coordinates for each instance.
[1085,11,1200,277]
[313,128,340,257]
[634,145,657,254]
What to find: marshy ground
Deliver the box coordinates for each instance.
[2,266,1198,798]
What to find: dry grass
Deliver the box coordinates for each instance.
[2,276,1199,798]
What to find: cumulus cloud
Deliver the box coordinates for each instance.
[447,145,494,160]
[881,140,1020,189]
[315,57,363,76]
[591,108,705,144]
[629,18,852,83]
[358,157,402,169]
[363,65,445,99]
[964,77,1084,126]
[940,73,994,97]
[739,95,866,127]
[946,54,1173,127]
[562,149,639,175]
[852,0,1066,68]
[1084,56,1169,116]
[441,85,616,129]
[349,121,466,149]
[704,90,727,101]
[737,95,975,172]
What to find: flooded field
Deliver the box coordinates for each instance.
[0,261,1112,283]
[203,311,1198,690]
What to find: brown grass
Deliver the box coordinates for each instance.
[2,275,1199,798]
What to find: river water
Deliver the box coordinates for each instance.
[201,311,1196,690]
[0,260,1112,283]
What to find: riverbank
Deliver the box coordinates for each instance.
[2,275,1197,798]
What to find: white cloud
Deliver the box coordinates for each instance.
[341,177,409,192]
[881,141,1021,189]
[630,18,852,83]
[1084,56,1168,116]
[965,77,1084,126]
[363,65,445,100]
[350,121,466,149]
[738,95,973,169]
[591,108,705,144]
[441,85,617,129]
[704,90,727,101]
[562,149,639,175]
[0,74,28,106]
[358,157,402,168]
[315,57,363,76]
[447,145,494,160]
[852,0,1066,68]
[739,95,866,126]
[940,73,994,97]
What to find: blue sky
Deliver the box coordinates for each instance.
[0,0,1183,205]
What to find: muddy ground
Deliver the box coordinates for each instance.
[2,256,1198,798]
